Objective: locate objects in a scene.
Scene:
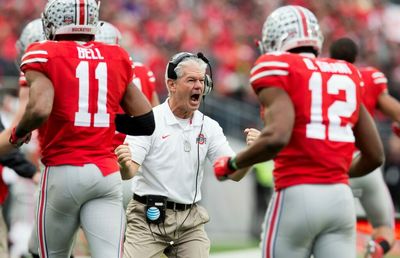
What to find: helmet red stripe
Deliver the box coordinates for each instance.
[79,0,86,25]
[295,6,309,37]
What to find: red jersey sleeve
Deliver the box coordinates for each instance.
[20,41,49,75]
[250,52,290,94]
[359,66,388,115]
[132,62,156,101]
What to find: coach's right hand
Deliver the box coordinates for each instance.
[115,143,139,180]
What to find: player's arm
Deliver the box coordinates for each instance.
[121,82,152,116]
[377,91,400,123]
[224,166,251,181]
[115,143,140,180]
[377,91,400,137]
[116,82,155,136]
[10,70,53,147]
[214,87,294,180]
[151,92,160,107]
[349,104,384,177]
[0,128,15,155]
[10,87,29,127]
[234,87,294,167]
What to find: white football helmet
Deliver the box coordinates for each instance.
[16,19,45,54]
[260,5,324,55]
[41,0,99,40]
[95,21,122,45]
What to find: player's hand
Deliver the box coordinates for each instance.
[392,122,400,137]
[365,240,384,258]
[244,128,261,146]
[115,143,133,170]
[32,171,41,185]
[9,127,31,148]
[213,156,237,181]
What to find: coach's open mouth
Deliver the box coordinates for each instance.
[190,93,201,103]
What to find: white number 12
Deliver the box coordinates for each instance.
[74,61,110,127]
[306,72,357,142]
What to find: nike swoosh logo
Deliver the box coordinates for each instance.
[161,134,170,139]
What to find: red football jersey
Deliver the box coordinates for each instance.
[359,66,388,115]
[20,40,133,176]
[132,62,156,101]
[251,52,363,190]
[112,62,156,148]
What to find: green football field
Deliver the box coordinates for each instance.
[208,240,400,258]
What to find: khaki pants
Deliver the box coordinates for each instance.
[124,199,210,258]
[0,206,8,258]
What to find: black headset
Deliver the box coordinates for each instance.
[167,52,214,96]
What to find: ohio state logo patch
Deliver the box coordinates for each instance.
[196,134,206,145]
[63,15,74,24]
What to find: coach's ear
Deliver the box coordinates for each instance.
[115,111,155,136]
[166,78,177,95]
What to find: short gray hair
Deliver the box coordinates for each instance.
[164,56,207,86]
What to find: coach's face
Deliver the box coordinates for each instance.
[168,61,205,118]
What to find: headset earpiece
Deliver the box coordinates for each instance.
[167,52,193,80]
[203,74,213,96]
[196,52,213,96]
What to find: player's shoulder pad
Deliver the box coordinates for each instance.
[25,40,51,51]
[255,51,295,64]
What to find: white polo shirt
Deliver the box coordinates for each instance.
[125,99,235,204]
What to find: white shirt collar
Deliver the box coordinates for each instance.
[161,98,204,126]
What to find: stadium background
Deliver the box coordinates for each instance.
[1,0,400,257]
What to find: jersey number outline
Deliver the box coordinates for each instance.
[306,72,357,142]
[74,61,110,127]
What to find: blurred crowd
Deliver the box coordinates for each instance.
[0,0,400,100]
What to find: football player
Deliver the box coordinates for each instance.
[213,5,384,258]
[8,1,155,258]
[330,37,398,258]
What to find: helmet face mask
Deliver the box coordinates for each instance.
[260,5,324,55]
[95,21,122,45]
[41,0,99,40]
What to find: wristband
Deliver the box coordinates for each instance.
[375,237,391,254]
[228,156,238,171]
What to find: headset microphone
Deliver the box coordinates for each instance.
[196,52,208,63]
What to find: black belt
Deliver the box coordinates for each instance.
[133,194,194,211]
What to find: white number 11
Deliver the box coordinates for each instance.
[74,61,110,127]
